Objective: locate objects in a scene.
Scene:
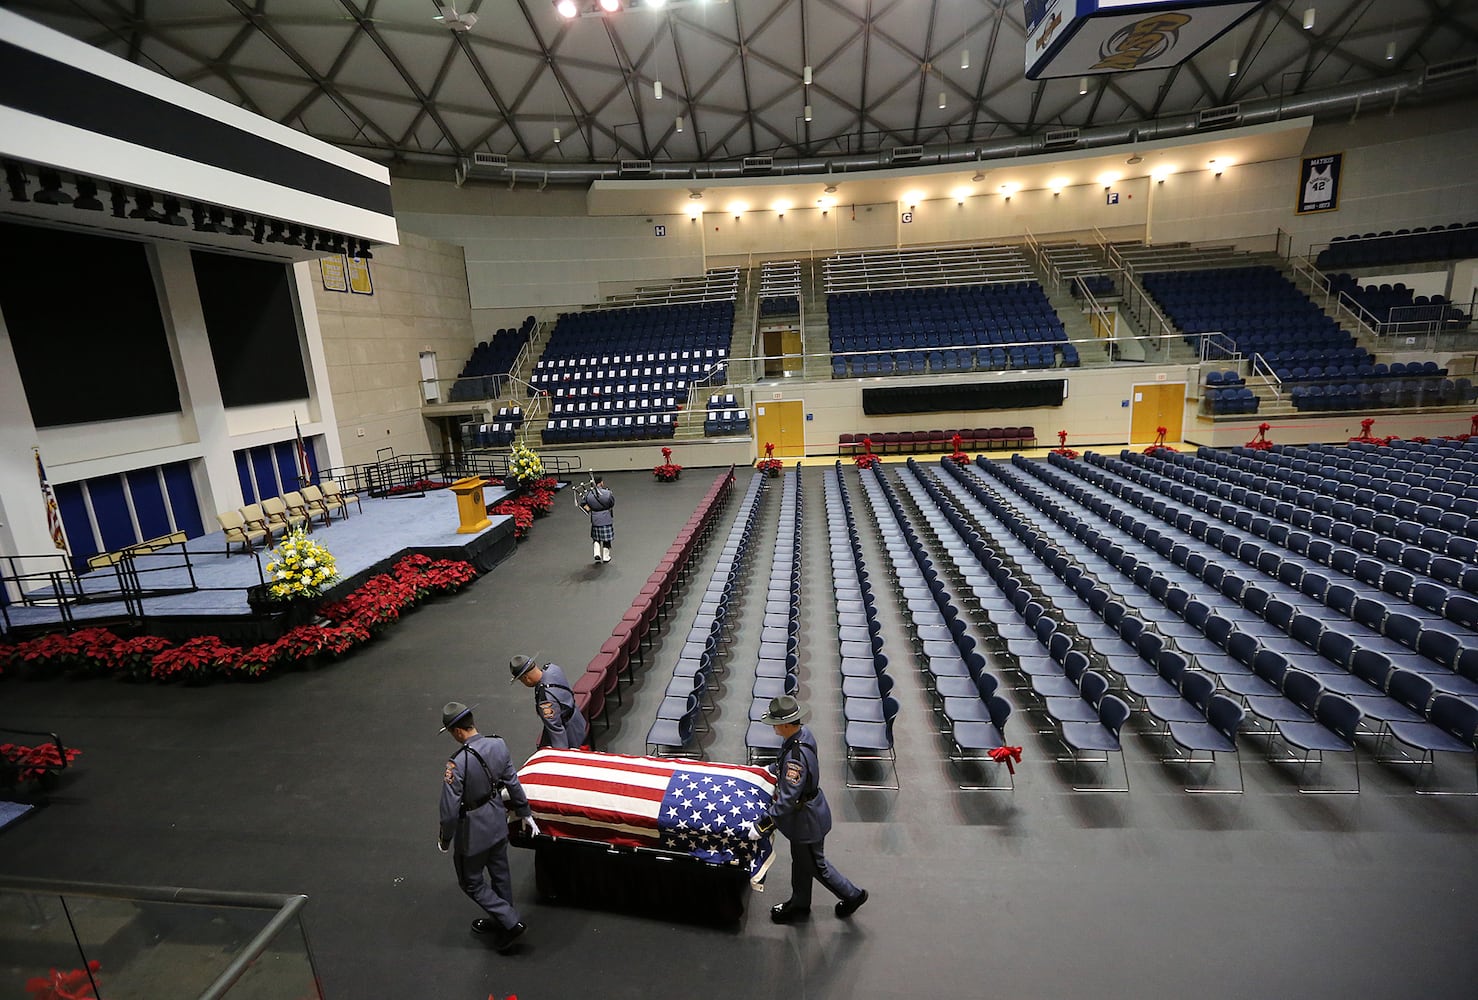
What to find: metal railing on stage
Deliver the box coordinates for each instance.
[0,878,321,1000]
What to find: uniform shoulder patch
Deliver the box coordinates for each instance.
[539,700,557,720]
[783,760,804,786]
[443,760,457,785]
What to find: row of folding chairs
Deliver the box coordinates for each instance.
[646,472,766,757]
[1114,450,1478,630]
[819,465,899,787]
[576,467,735,739]
[744,468,804,764]
[999,455,1477,792]
[1198,446,1478,530]
[928,454,1241,791]
[855,464,1012,789]
[217,482,357,556]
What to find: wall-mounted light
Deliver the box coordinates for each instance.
[952,187,970,204]
[685,202,702,219]
[1048,177,1068,195]
[902,190,923,209]
[1097,172,1120,189]
[773,200,790,217]
[728,201,748,219]
[1209,158,1230,176]
[1151,165,1176,183]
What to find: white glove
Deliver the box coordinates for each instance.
[437,838,449,854]
[523,816,541,837]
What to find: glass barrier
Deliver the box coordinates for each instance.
[0,879,319,1000]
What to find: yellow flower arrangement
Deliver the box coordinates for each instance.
[265,529,340,601]
[509,443,545,485]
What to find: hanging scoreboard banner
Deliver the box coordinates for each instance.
[1296,152,1343,214]
[1026,0,1263,80]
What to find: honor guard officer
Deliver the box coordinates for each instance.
[510,654,587,750]
[753,695,869,924]
[437,701,537,952]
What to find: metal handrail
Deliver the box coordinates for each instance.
[1249,352,1284,400]
[0,878,316,1000]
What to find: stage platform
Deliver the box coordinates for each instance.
[2,485,517,638]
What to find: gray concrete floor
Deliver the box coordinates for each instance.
[3,464,1477,1000]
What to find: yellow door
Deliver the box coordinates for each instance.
[754,400,806,458]
[1130,383,1185,443]
[781,329,804,374]
[762,330,785,377]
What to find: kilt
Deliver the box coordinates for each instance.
[591,523,615,543]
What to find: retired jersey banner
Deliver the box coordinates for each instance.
[1296,152,1343,214]
[1027,0,1262,79]
[517,749,777,879]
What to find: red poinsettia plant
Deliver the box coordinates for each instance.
[854,436,881,470]
[1,741,81,784]
[757,441,784,476]
[1245,422,1274,451]
[1143,425,1177,456]
[653,446,683,482]
[0,555,479,684]
[1052,429,1080,460]
[492,496,536,537]
[24,960,100,999]
[948,432,969,465]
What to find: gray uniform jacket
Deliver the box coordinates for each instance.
[439,733,531,855]
[535,663,587,750]
[585,487,615,527]
[767,726,832,843]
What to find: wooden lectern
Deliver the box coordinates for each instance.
[450,477,491,534]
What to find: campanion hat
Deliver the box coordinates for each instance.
[439,701,476,733]
[758,695,810,726]
[509,654,540,683]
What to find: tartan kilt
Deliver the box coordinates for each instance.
[591,523,615,543]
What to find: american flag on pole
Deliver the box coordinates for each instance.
[293,413,313,487]
[33,447,67,552]
[518,749,777,880]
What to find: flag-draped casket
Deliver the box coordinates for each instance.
[517,748,777,876]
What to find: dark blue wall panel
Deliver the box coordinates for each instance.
[127,469,170,540]
[162,462,204,538]
[235,450,254,505]
[251,447,279,501]
[274,440,300,492]
[87,474,135,552]
[55,481,96,567]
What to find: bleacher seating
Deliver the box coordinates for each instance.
[703,408,750,436]
[475,406,525,447]
[529,301,732,445]
[758,260,802,317]
[1327,274,1471,331]
[1316,222,1478,271]
[827,282,1076,378]
[449,317,534,401]
[1072,273,1116,299]
[823,243,1033,293]
[1205,386,1259,415]
[602,268,739,308]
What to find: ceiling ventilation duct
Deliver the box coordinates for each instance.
[741,156,774,174]
[619,159,653,175]
[889,145,924,163]
[1197,104,1243,128]
[1043,128,1080,149]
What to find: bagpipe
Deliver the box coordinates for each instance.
[573,472,599,516]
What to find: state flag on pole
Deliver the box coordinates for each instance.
[33,447,68,552]
[293,413,312,487]
[517,749,777,879]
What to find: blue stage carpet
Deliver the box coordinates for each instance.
[0,800,35,831]
[4,486,514,629]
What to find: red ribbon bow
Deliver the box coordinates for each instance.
[988,745,1023,774]
[1057,429,1068,446]
[662,447,672,462]
[764,441,775,459]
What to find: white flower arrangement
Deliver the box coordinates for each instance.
[264,529,340,601]
[509,443,545,485]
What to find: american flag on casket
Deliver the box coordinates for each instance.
[518,749,777,881]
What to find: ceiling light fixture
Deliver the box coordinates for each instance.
[654,79,662,100]
[804,104,813,122]
[434,4,478,32]
[1079,77,1088,95]
[600,0,621,12]
[556,0,578,16]
[1386,40,1396,60]
[688,189,703,199]
[1228,57,1239,77]
[552,126,561,143]
[938,91,947,110]
[971,171,985,183]
[960,49,970,70]
[1126,153,1143,165]
[675,115,684,133]
[803,65,812,86]
[1302,7,1315,30]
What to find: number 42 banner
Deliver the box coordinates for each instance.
[1297,152,1343,214]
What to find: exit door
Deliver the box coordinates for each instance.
[753,400,806,458]
[1129,382,1185,444]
